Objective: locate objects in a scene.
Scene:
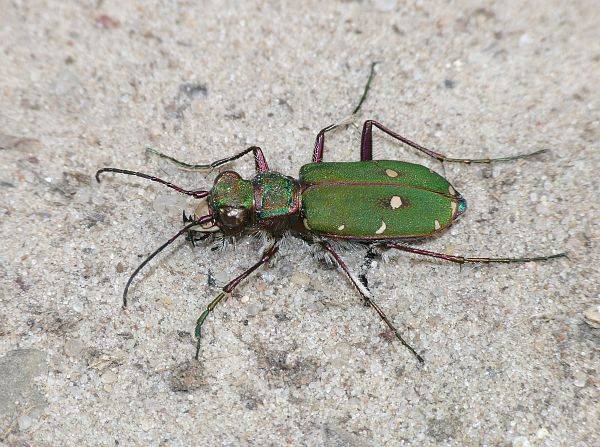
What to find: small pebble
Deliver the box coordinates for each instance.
[71,300,84,313]
[512,436,531,447]
[140,417,154,432]
[18,414,34,431]
[373,0,397,12]
[583,305,600,329]
[519,33,532,46]
[573,371,587,388]
[536,427,550,439]
[170,361,204,392]
[246,302,263,316]
[95,15,120,29]
[291,271,310,286]
[101,371,117,384]
[64,339,85,357]
[308,301,325,312]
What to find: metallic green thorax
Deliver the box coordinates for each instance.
[254,172,298,219]
[299,160,464,239]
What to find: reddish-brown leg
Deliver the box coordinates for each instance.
[385,243,566,264]
[320,240,424,363]
[312,63,378,163]
[194,241,279,359]
[359,120,547,163]
[312,123,338,163]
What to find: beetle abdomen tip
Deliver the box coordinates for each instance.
[458,197,467,215]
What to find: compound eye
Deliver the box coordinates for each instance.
[219,206,248,228]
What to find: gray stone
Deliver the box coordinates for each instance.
[0,349,48,432]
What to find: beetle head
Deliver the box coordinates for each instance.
[208,171,254,234]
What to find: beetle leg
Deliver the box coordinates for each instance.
[385,243,567,264]
[312,62,378,163]
[194,241,279,359]
[359,119,547,164]
[147,145,269,173]
[320,241,424,363]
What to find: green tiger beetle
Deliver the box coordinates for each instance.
[96,64,566,363]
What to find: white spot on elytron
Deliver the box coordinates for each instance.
[449,185,456,195]
[303,218,311,230]
[385,168,398,178]
[434,219,441,230]
[338,224,345,231]
[375,220,387,234]
[451,201,457,215]
[390,196,403,209]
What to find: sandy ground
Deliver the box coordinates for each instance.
[1,0,598,446]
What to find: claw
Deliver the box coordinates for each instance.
[194,341,201,360]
